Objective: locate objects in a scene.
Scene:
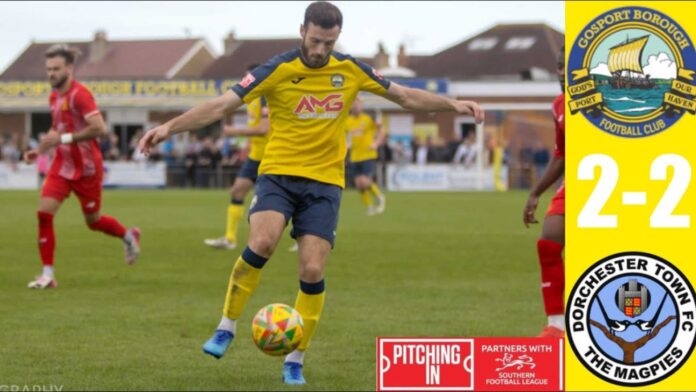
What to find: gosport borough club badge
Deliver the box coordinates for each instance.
[567,7,696,137]
[567,252,696,386]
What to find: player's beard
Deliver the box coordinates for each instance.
[50,74,68,89]
[300,37,330,68]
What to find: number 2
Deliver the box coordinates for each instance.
[650,154,690,228]
[578,154,618,228]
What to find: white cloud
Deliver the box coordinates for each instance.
[643,52,677,80]
[590,62,612,77]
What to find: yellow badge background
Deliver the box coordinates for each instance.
[566,1,696,390]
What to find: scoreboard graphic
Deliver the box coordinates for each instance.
[566,1,696,390]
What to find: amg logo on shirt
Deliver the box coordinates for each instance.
[294,94,344,119]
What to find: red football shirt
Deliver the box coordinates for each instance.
[48,80,102,180]
[551,93,565,158]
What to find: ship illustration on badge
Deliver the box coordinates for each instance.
[567,6,696,137]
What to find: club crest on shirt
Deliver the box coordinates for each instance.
[567,6,696,137]
[331,73,345,88]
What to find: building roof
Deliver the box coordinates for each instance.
[409,23,564,81]
[202,37,300,78]
[1,34,215,80]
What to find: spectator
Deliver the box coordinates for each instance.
[197,137,221,169]
[128,127,144,159]
[533,140,550,181]
[184,135,199,187]
[415,136,430,165]
[452,137,472,165]
[2,134,22,172]
[108,133,120,161]
[159,137,175,165]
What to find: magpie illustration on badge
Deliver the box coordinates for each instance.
[567,7,696,137]
[567,252,696,386]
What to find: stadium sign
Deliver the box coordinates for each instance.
[0,79,448,98]
[0,80,238,98]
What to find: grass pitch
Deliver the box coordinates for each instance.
[0,189,552,390]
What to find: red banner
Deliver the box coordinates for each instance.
[377,337,563,391]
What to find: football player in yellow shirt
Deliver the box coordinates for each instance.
[204,64,270,250]
[346,97,386,215]
[139,1,483,385]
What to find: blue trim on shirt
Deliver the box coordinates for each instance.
[231,49,301,99]
[332,51,391,90]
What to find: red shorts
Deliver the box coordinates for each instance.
[41,173,103,214]
[546,182,565,216]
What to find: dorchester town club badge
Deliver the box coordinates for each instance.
[567,7,696,137]
[567,252,696,386]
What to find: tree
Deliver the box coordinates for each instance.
[589,316,676,364]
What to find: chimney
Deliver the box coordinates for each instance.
[374,42,389,69]
[397,44,408,68]
[224,31,238,55]
[89,30,108,63]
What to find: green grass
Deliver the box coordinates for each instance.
[0,189,551,390]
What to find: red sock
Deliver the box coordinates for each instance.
[89,215,127,238]
[38,211,55,266]
[537,239,565,315]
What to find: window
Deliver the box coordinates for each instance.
[468,37,498,51]
[504,37,536,50]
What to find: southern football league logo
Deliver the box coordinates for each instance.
[567,252,696,386]
[567,7,696,137]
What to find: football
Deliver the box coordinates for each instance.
[252,303,304,356]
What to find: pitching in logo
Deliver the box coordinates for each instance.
[566,252,696,386]
[567,7,696,137]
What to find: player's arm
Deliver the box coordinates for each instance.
[222,117,269,137]
[383,82,484,123]
[370,121,387,150]
[523,155,565,227]
[139,90,243,154]
[39,114,107,151]
[38,90,108,153]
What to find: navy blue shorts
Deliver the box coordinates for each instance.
[349,159,376,177]
[237,158,261,182]
[249,174,342,247]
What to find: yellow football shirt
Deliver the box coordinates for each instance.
[346,113,378,162]
[246,97,269,161]
[231,49,391,188]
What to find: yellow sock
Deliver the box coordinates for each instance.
[222,253,264,319]
[225,203,244,243]
[294,282,325,351]
[369,183,382,198]
[360,190,372,207]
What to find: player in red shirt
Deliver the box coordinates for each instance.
[522,45,565,338]
[23,44,141,289]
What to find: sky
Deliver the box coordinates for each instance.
[0,1,564,74]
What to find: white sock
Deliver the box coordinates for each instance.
[217,316,236,335]
[548,315,565,331]
[285,349,305,365]
[123,229,133,243]
[43,266,54,279]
